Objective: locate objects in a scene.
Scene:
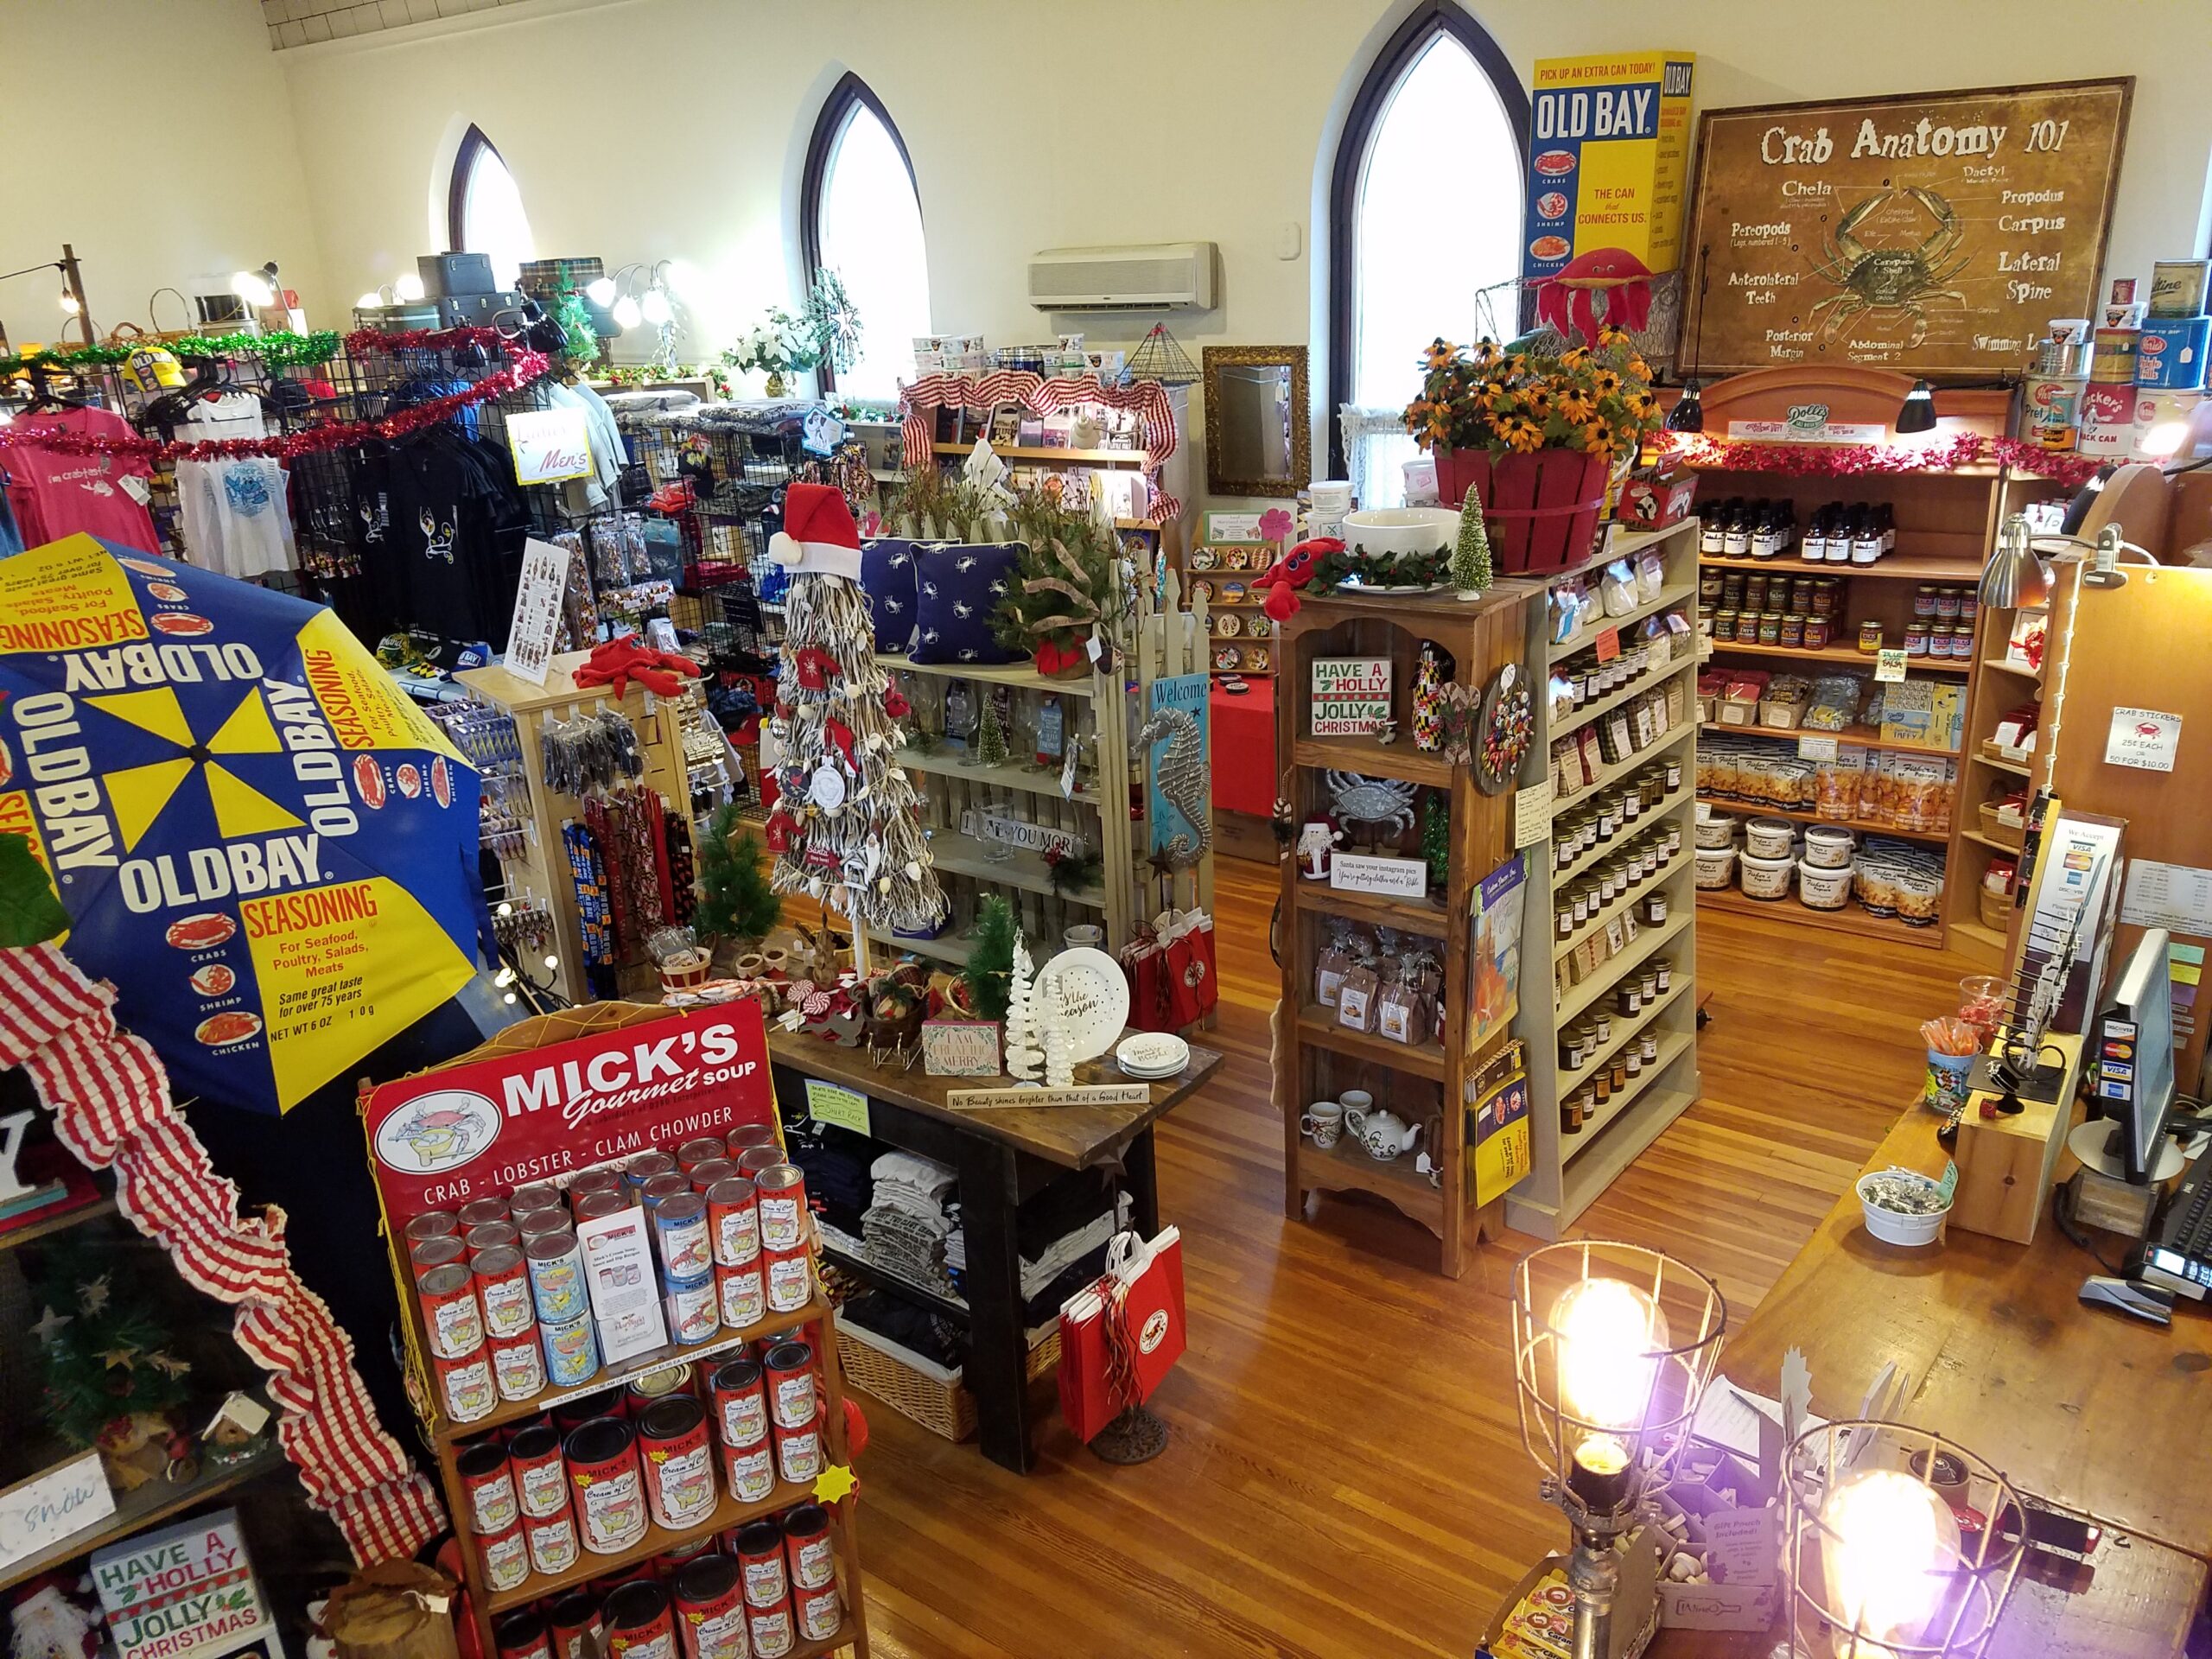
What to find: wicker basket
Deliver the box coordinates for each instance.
[1978,884,2011,932]
[1976,801,2024,851]
[835,1318,1061,1444]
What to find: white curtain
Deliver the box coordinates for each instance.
[1339,405,1419,510]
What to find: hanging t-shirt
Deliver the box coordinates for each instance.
[0,406,158,552]
[175,393,297,580]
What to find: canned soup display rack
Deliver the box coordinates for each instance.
[371,1002,872,1659]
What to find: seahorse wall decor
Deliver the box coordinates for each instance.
[1136,702,1211,868]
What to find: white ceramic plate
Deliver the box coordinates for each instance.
[1035,946,1130,1062]
[1116,1033,1190,1074]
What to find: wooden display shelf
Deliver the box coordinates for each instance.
[925,830,1106,906]
[1554,656,1698,741]
[1693,797,1952,846]
[1294,1135,1444,1228]
[1548,577,1698,664]
[820,1243,969,1325]
[0,1195,115,1255]
[899,746,1096,803]
[1707,638,1972,672]
[1552,802,1687,889]
[1962,828,2023,855]
[1951,918,2007,952]
[1565,1026,1698,1163]
[1695,884,1946,948]
[862,925,974,968]
[1558,722,1694,805]
[1980,656,2044,679]
[1697,552,1986,582]
[1558,909,1693,1027]
[1556,977,1694,1102]
[1560,1074,1698,1218]
[1608,519,1702,562]
[1553,849,1694,965]
[1973,749,2034,778]
[1697,720,1960,760]
[932,442,1147,465]
[880,651,1094,697]
[0,1441,286,1596]
[1300,882,1451,935]
[1294,1004,1446,1081]
[1289,734,1456,788]
[480,1473,820,1613]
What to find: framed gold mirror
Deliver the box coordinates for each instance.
[1203,345,1309,498]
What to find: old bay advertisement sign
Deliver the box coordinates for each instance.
[363,1003,774,1224]
[1681,79,2130,377]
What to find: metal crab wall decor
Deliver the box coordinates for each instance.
[1806,186,1969,349]
[1323,770,1419,841]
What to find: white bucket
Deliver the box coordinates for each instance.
[1802,824,1855,870]
[1744,817,1797,860]
[1857,1170,1950,1247]
[1695,847,1738,890]
[1799,857,1854,910]
[1694,809,1737,850]
[1739,850,1796,899]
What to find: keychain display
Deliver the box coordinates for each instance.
[432,702,524,771]
[491,897,554,955]
[542,709,645,797]
[562,821,619,1000]
[589,512,653,585]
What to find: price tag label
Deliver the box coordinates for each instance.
[1798,734,1840,762]
[1875,648,1909,683]
[1593,627,1621,664]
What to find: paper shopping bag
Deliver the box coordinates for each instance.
[1057,1226,1185,1442]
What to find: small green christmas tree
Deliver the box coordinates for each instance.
[1452,500,1493,598]
[695,805,783,944]
[1422,791,1451,891]
[962,894,1019,1020]
[33,1242,191,1449]
[974,693,1009,768]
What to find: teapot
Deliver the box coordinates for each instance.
[1344,1103,1423,1161]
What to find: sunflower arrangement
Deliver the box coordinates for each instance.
[1403,327,1661,462]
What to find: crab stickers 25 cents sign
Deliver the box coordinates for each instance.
[362,1003,775,1225]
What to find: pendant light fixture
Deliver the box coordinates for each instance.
[1896,378,1939,434]
[1664,378,1704,433]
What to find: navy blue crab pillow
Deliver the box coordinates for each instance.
[909,541,1025,665]
[860,537,920,654]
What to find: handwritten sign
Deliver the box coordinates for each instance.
[921,1020,1001,1077]
[92,1508,271,1659]
[947,1083,1152,1109]
[1874,648,1908,683]
[1514,777,1554,849]
[0,1452,112,1573]
[1592,626,1621,664]
[505,537,569,686]
[1330,851,1428,899]
[506,405,595,485]
[2105,705,2182,772]
[804,1078,871,1134]
[1311,656,1393,737]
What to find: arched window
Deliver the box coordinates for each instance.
[1328,2,1528,501]
[802,73,930,401]
[448,126,533,291]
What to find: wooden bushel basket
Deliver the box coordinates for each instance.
[1435,446,1611,575]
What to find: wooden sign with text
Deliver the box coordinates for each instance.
[946,1083,1152,1110]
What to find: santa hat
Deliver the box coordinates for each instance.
[767,481,862,580]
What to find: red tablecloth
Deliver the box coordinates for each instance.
[1210,682,1277,817]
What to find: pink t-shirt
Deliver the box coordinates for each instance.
[3,407,158,554]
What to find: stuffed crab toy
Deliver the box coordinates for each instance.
[1251,537,1342,622]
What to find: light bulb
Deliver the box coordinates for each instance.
[1552,1275,1669,1513]
[503,991,518,1005]
[59,288,79,315]
[396,273,425,302]
[663,259,699,298]
[1820,1468,1961,1656]
[612,296,643,330]
[232,270,276,307]
[640,288,672,327]
[356,291,383,309]
[496,967,514,986]
[585,276,618,306]
[543,955,559,970]
[497,901,514,918]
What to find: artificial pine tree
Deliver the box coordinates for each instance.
[1003,938,1042,1081]
[694,804,782,945]
[962,894,1019,1019]
[1452,499,1494,598]
[761,484,947,957]
[31,1243,190,1458]
[973,691,1009,769]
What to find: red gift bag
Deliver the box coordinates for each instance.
[1119,909,1216,1032]
[1056,1227,1186,1442]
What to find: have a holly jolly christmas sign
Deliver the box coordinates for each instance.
[92,1509,276,1659]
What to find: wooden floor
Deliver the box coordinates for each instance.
[845,855,1974,1657]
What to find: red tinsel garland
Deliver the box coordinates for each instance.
[0,352,550,465]
[341,324,507,356]
[1653,430,2104,488]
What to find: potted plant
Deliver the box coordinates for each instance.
[719,270,862,397]
[1402,327,1662,573]
[694,804,782,975]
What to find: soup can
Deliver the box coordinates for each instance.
[435,1347,497,1426]
[715,1262,766,1331]
[410,1235,466,1280]
[665,1273,721,1346]
[772,1420,823,1485]
[734,1520,788,1610]
[639,1395,717,1531]
[459,1196,511,1230]
[492,1610,553,1659]
[762,1243,812,1315]
[603,1581,677,1659]
[626,1150,679,1192]
[688,1158,738,1195]
[671,1555,747,1659]
[744,1596,794,1659]
[524,1507,580,1578]
[575,1190,627,1224]
[653,1193,714,1281]
[466,1219,520,1260]
[456,1442,518,1536]
[657,1535,716,1573]
[735,1147,781,1180]
[540,1312,600,1389]
[761,1342,815,1430]
[724,1123,778,1156]
[782,1504,834,1592]
[525,1231,588,1325]
[710,1357,767,1447]
[793,1581,842,1644]
[642,1172,690,1211]
[518,1208,572,1243]
[474,1246,536,1340]
[721,1437,776,1504]
[404,1210,458,1245]
[677,1137,727,1173]
[511,1182,563,1217]
[566,1417,647,1554]
[490,1328,548,1402]
[546,1593,603,1659]
[569,1166,624,1200]
[628,1363,694,1410]
[705,1179,759,1267]
[477,1518,531,1594]
[509,1423,568,1517]
[2024,374,2085,452]
[417,1263,484,1359]
[753,1166,807,1253]
[553,1393,615,1433]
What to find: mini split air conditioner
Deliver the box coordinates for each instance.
[1027,242,1217,312]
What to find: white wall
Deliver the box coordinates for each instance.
[0,0,327,349]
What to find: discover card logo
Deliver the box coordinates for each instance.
[374,1088,503,1173]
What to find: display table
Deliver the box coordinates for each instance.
[766,1029,1221,1472]
[1208,682,1276,817]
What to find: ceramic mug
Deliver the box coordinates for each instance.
[1338,1089,1374,1120]
[1300,1100,1344,1149]
[1064,925,1104,950]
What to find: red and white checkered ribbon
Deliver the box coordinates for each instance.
[897,372,1183,523]
[0,943,445,1564]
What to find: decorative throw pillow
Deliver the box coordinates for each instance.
[860,537,920,654]
[909,541,1025,664]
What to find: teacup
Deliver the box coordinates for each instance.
[1300,1100,1344,1149]
[1338,1089,1374,1121]
[1064,925,1104,950]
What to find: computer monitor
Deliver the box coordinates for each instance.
[2093,927,2177,1184]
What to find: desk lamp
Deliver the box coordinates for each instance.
[1510,1242,1726,1659]
[1780,1420,2025,1657]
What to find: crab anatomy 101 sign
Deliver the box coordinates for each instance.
[1681,79,2130,378]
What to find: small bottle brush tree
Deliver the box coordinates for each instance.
[694,804,782,948]
[961,894,1019,1020]
[974,692,1009,769]
[1452,500,1493,597]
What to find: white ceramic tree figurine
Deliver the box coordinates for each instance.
[1043,977,1074,1087]
[1003,938,1042,1082]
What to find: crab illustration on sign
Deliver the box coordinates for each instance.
[374,1088,502,1173]
[1807,187,1969,348]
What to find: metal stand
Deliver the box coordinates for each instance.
[1567,1529,1618,1659]
[1088,1404,1170,1464]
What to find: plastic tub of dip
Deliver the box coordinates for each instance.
[1738,850,1796,900]
[1802,823,1855,870]
[1744,817,1796,860]
[1797,858,1854,910]
[1694,847,1738,890]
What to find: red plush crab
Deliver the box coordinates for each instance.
[1534,247,1655,344]
[1251,537,1341,622]
[571,633,703,699]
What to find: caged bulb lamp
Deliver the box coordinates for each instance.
[1781,1421,2025,1658]
[1511,1242,1726,1659]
